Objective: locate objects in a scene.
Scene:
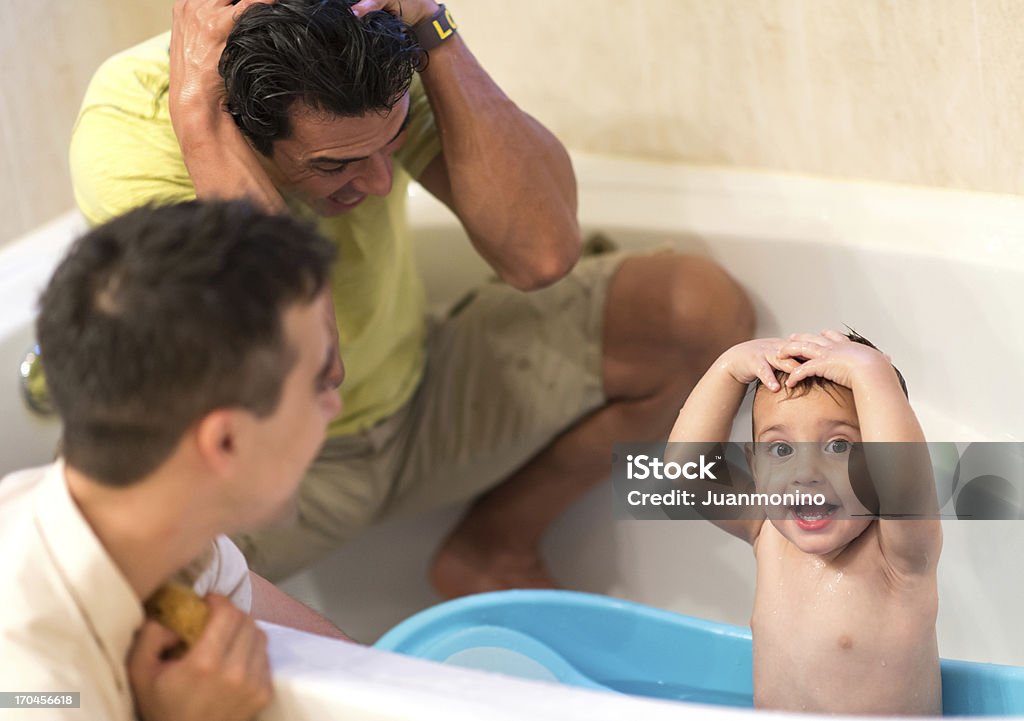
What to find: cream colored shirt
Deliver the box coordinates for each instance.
[0,462,251,720]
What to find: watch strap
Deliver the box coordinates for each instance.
[413,4,458,51]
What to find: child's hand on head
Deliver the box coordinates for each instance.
[719,338,801,390]
[779,330,893,390]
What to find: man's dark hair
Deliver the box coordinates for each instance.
[220,0,424,156]
[36,200,336,487]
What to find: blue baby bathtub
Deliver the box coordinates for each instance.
[375,590,1024,716]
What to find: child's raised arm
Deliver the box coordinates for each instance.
[779,330,942,573]
[668,338,798,544]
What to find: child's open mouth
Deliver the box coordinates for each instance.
[790,502,839,531]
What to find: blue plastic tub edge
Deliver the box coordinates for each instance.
[375,590,1024,716]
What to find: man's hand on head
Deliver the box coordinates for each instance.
[169,0,272,116]
[350,0,440,27]
[168,0,289,212]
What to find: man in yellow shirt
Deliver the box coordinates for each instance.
[70,0,754,596]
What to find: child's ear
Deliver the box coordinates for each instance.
[193,409,239,478]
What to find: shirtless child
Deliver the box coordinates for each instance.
[668,330,942,715]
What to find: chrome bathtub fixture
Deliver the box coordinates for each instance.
[19,345,55,416]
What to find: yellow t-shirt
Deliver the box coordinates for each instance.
[69,32,440,437]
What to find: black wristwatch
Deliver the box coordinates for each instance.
[413,4,458,50]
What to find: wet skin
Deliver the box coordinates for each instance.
[748,385,941,714]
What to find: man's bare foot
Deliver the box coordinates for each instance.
[430,527,559,600]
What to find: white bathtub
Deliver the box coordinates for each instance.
[2,154,1023,718]
[283,154,1024,667]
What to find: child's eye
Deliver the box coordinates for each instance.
[768,442,794,458]
[825,439,851,454]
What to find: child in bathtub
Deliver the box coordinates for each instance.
[668,330,941,715]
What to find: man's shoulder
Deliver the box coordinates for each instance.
[80,31,173,115]
[0,464,48,517]
[393,73,441,181]
[0,630,124,720]
[71,30,193,226]
[0,463,53,565]
[0,466,73,640]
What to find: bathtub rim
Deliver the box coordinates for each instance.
[407,152,1024,272]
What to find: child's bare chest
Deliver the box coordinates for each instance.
[749,525,940,714]
[753,536,885,656]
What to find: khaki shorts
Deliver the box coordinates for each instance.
[235,251,628,581]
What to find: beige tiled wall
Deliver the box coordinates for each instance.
[455,0,1024,194]
[0,0,171,247]
[1,0,1020,246]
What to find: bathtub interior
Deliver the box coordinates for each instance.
[1,156,1023,709]
[0,211,83,471]
[282,157,1024,665]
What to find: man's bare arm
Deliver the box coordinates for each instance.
[354,0,580,290]
[249,572,353,641]
[169,0,285,213]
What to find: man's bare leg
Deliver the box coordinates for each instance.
[430,254,755,598]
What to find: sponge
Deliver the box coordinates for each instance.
[143,582,209,659]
